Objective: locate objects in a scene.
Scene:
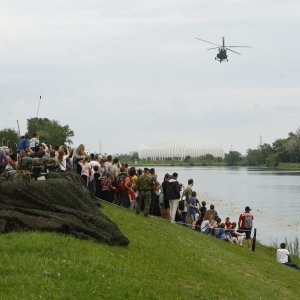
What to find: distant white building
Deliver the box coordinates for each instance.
[138,142,224,160]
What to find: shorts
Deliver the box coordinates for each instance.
[238,227,252,239]
[190,213,196,221]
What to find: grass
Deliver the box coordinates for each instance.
[277,163,300,169]
[1,202,300,299]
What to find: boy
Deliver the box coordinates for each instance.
[225,217,232,229]
[189,191,198,229]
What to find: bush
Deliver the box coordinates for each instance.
[265,154,279,168]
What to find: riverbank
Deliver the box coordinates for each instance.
[123,159,300,169]
[1,202,299,299]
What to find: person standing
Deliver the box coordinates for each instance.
[160,173,170,220]
[78,156,91,187]
[149,168,161,216]
[29,132,40,149]
[135,168,154,216]
[189,191,198,229]
[17,134,30,154]
[166,172,181,224]
[182,179,194,225]
[238,206,254,250]
[57,147,70,171]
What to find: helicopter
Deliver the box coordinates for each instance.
[196,37,251,63]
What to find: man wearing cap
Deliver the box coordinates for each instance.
[135,168,154,216]
[238,206,254,250]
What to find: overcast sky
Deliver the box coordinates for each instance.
[1,0,300,154]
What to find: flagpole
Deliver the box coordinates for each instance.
[36,95,42,118]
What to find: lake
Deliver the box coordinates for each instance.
[151,166,300,246]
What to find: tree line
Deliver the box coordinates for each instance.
[1,119,299,167]
[225,127,300,167]
[0,118,74,149]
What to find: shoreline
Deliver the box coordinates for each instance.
[127,161,300,170]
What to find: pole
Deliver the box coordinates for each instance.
[1,138,5,147]
[6,140,10,147]
[17,120,20,135]
[36,95,42,118]
[252,228,257,252]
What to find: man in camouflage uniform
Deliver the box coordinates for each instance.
[135,168,154,216]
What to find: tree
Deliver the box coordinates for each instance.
[0,128,19,150]
[265,153,279,168]
[27,118,74,146]
[245,143,274,166]
[246,148,263,166]
[200,154,215,161]
[273,127,300,163]
[131,152,139,160]
[184,155,191,162]
[224,151,242,166]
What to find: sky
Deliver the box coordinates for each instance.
[1,0,300,154]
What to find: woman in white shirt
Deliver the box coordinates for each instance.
[57,147,70,172]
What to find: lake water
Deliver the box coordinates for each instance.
[151,166,300,246]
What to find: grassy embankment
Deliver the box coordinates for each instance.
[1,202,300,299]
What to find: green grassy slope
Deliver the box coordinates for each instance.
[1,202,299,299]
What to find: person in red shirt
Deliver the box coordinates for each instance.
[238,206,254,250]
[224,217,232,229]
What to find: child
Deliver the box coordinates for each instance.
[189,191,198,229]
[216,223,235,244]
[225,217,232,229]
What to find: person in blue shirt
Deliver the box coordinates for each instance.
[189,191,198,229]
[216,223,235,244]
[17,133,30,154]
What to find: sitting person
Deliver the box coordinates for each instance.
[211,216,221,236]
[30,144,46,159]
[277,243,300,270]
[200,219,211,233]
[228,222,246,246]
[215,223,235,244]
[225,217,232,229]
[202,215,220,235]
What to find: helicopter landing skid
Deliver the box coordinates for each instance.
[215,57,228,63]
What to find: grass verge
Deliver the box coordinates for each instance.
[1,201,300,299]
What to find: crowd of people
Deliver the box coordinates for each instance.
[0,132,299,268]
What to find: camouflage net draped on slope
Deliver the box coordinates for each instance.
[0,172,129,246]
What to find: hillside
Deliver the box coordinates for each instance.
[0,201,299,299]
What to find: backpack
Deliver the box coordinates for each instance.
[178,196,186,211]
[117,173,127,192]
[244,213,253,228]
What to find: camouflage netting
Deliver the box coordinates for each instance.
[0,172,129,246]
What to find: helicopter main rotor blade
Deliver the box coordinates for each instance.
[226,48,242,55]
[206,47,219,50]
[226,45,252,48]
[195,38,221,47]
